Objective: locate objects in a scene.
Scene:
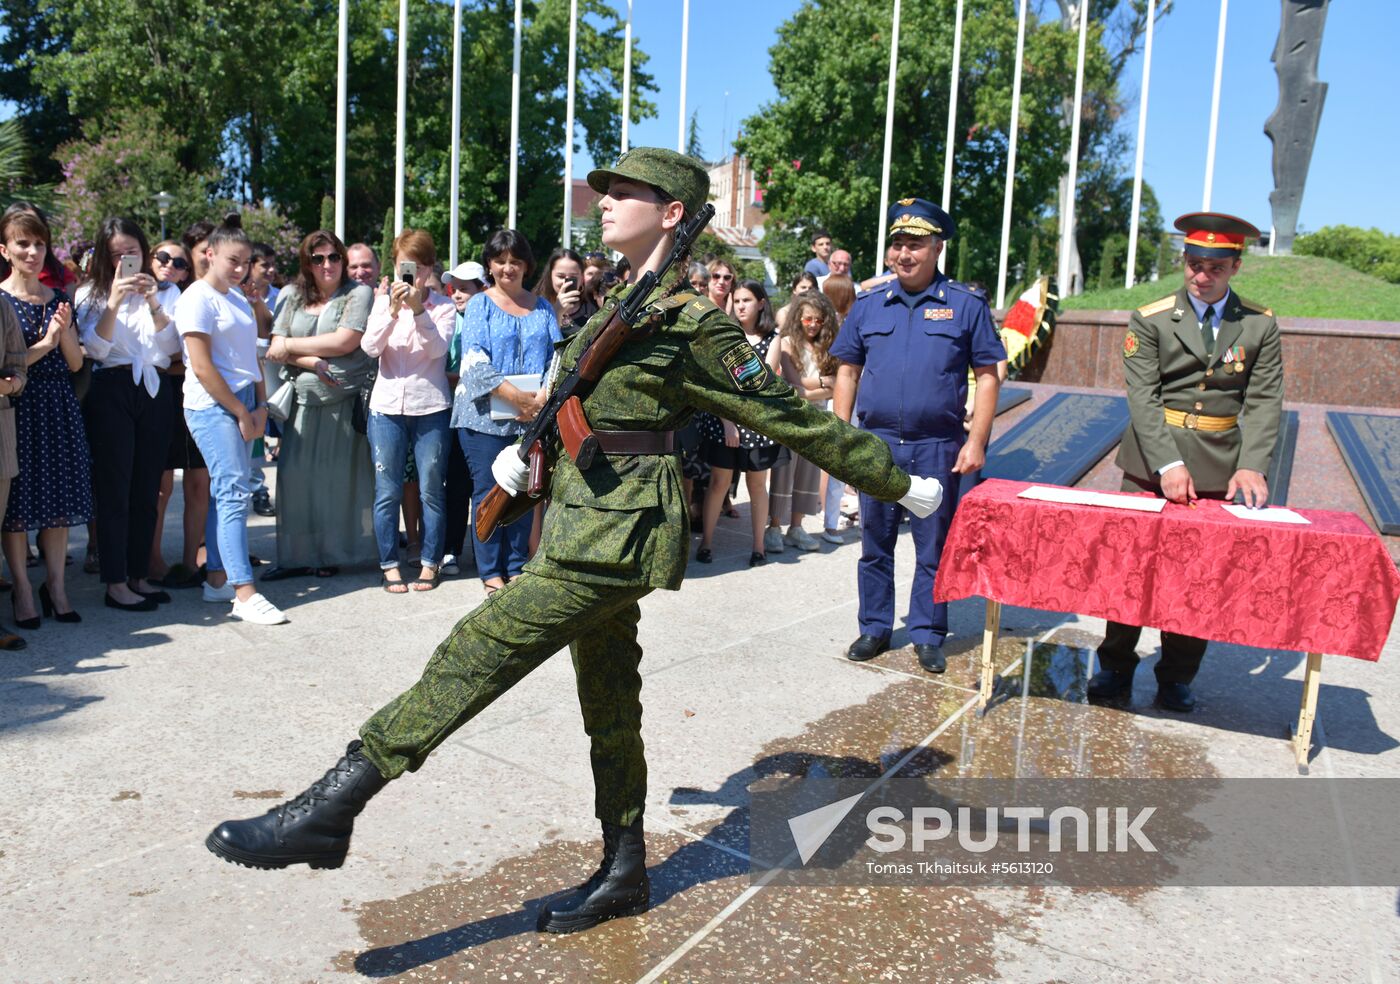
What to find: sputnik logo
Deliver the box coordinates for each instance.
[786,792,864,865]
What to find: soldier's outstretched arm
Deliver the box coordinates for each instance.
[679,311,910,503]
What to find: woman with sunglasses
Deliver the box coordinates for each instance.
[150,242,192,290]
[74,217,183,612]
[263,231,376,580]
[705,258,736,315]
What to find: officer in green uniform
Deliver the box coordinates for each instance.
[206,148,945,933]
[1089,212,1284,713]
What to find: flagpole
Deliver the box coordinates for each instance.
[508,0,522,228]
[875,0,901,277]
[334,0,347,239]
[1203,0,1228,210]
[394,0,407,234]
[1057,1,1090,296]
[995,0,1029,308]
[1125,0,1155,288]
[621,0,633,152]
[449,0,463,266]
[678,0,690,152]
[938,0,963,273]
[563,0,578,248]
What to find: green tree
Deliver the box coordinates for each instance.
[0,118,56,212]
[0,0,80,187]
[686,112,704,161]
[320,196,336,234]
[739,0,1160,290]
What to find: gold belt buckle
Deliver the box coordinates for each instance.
[1183,412,1200,430]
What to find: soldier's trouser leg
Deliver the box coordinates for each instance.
[1097,621,1145,674]
[359,573,653,779]
[904,439,958,647]
[570,598,646,826]
[1156,633,1207,685]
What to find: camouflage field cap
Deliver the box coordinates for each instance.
[587,147,710,217]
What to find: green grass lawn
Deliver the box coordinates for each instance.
[1060,255,1400,321]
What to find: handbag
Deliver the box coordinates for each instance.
[350,382,373,435]
[266,377,296,423]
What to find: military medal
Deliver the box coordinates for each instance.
[1232,344,1246,373]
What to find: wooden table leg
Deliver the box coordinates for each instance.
[979,599,1002,712]
[1290,652,1323,774]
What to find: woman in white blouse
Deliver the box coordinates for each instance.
[75,218,183,612]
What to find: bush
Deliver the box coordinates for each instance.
[1294,226,1400,284]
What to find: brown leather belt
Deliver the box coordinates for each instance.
[593,429,677,455]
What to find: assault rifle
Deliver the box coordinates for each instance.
[475,203,715,541]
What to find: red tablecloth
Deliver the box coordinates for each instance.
[934,479,1400,661]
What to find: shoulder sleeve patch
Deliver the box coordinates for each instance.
[718,339,770,392]
[1123,329,1139,358]
[1136,295,1176,317]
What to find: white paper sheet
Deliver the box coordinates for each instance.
[489,372,544,421]
[1017,485,1168,513]
[1220,504,1311,524]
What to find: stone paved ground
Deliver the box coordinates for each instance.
[3,390,1398,983]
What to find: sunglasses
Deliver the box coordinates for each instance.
[799,315,826,326]
[310,252,343,266]
[584,251,608,261]
[153,251,189,271]
[710,273,733,282]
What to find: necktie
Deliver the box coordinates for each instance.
[1200,304,1215,355]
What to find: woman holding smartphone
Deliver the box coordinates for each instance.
[535,247,593,337]
[360,228,456,592]
[0,204,89,628]
[175,215,286,625]
[75,217,182,612]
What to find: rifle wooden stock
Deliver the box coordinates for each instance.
[474,442,547,542]
[558,396,600,470]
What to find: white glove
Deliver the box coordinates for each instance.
[491,445,530,493]
[898,476,945,519]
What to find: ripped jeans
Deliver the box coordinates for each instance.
[367,408,451,570]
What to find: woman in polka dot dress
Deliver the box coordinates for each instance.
[0,204,92,628]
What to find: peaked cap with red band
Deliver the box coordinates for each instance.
[1174,211,1260,259]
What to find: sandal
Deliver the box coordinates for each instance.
[381,571,409,594]
[695,547,713,564]
[483,580,505,597]
[410,571,439,592]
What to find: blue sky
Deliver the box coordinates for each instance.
[580,0,1400,236]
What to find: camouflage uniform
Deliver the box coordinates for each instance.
[359,268,913,826]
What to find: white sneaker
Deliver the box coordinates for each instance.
[441,553,459,576]
[784,527,821,552]
[763,527,786,554]
[821,528,845,545]
[202,581,236,603]
[230,592,288,625]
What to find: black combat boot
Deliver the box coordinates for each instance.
[536,820,650,934]
[205,740,387,870]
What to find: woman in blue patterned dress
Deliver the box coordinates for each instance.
[0,204,92,628]
[447,229,561,595]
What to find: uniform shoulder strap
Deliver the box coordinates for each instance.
[1136,294,1176,317]
[648,290,701,314]
[1236,295,1273,317]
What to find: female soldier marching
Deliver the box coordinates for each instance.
[207,148,944,933]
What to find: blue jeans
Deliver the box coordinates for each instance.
[185,385,257,586]
[459,428,532,582]
[368,409,450,570]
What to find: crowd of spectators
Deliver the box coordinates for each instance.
[0,200,877,640]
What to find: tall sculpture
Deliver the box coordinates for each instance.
[1264,0,1330,254]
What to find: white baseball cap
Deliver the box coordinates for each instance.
[446,260,486,285]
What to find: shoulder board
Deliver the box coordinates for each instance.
[648,290,700,314]
[1136,295,1176,317]
[945,279,986,298]
[674,293,724,320]
[1236,295,1273,317]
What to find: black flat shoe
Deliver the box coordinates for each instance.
[1154,681,1196,713]
[105,593,157,613]
[1087,668,1135,706]
[134,587,172,605]
[846,633,890,662]
[914,643,946,673]
[39,584,81,623]
[260,565,313,582]
[695,547,713,564]
[748,552,765,567]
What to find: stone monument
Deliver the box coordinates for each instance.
[1264,0,1330,254]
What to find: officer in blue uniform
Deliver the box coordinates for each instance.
[831,198,1004,671]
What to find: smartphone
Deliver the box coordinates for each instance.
[398,260,417,284]
[118,254,141,280]
[563,276,578,292]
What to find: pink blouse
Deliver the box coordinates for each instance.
[361,290,456,416]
